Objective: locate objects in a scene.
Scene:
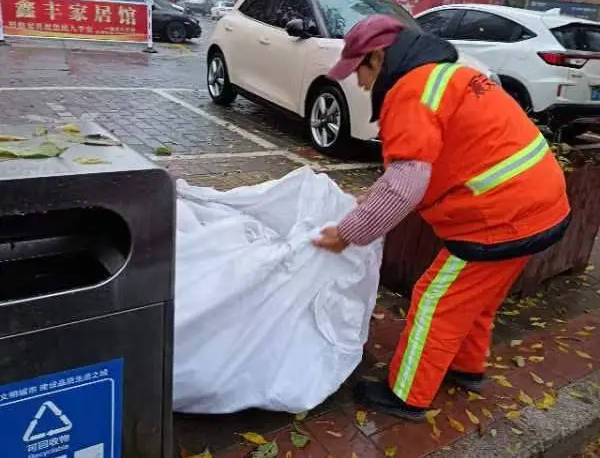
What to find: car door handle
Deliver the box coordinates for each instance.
[224,25,233,31]
[259,38,270,45]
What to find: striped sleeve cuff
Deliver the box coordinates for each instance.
[338,160,431,246]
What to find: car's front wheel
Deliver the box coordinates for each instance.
[165,21,187,43]
[307,85,351,156]
[207,50,237,105]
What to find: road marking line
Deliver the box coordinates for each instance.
[150,150,290,161]
[153,88,278,150]
[151,149,381,173]
[0,86,204,92]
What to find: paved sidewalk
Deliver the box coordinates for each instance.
[169,155,600,457]
[174,260,600,457]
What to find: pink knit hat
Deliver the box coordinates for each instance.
[328,15,405,81]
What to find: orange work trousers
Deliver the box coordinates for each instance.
[388,248,530,408]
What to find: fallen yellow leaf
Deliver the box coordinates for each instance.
[426,409,441,425]
[496,356,504,362]
[588,363,594,370]
[576,331,591,337]
[286,452,292,458]
[60,123,81,133]
[466,409,480,425]
[491,375,513,388]
[536,392,556,410]
[513,356,526,368]
[385,446,398,457]
[490,429,497,438]
[532,322,547,328]
[530,317,541,321]
[576,351,592,360]
[584,326,596,331]
[431,422,441,440]
[355,410,367,427]
[558,346,569,353]
[372,313,385,320]
[570,391,585,399]
[530,372,545,384]
[529,356,545,363]
[239,432,267,445]
[506,410,521,420]
[295,412,308,421]
[325,430,343,438]
[498,403,518,410]
[511,427,524,435]
[375,362,387,369]
[518,390,534,406]
[362,376,380,382]
[0,135,27,142]
[482,408,494,420]
[448,387,456,395]
[531,343,544,350]
[494,364,510,369]
[591,382,600,391]
[448,416,465,433]
[510,339,523,347]
[554,319,567,323]
[501,310,520,316]
[467,391,485,401]
[352,453,358,458]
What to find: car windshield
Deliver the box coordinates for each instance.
[316,0,420,38]
[552,24,600,52]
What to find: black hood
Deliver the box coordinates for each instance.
[370,29,458,122]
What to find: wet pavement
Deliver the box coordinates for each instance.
[1,24,600,458]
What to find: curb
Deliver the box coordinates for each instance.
[429,370,600,457]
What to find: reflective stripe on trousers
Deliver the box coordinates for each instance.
[392,255,467,399]
[466,133,549,196]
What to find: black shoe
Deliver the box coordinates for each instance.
[445,370,486,392]
[353,381,427,422]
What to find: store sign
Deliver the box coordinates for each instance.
[1,0,148,42]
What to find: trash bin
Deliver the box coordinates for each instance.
[0,123,175,458]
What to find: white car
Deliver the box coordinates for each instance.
[207,0,499,155]
[416,5,600,133]
[211,1,234,20]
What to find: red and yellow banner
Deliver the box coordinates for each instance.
[1,0,148,42]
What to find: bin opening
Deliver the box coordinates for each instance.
[0,207,131,302]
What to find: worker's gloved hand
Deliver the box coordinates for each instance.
[312,226,349,253]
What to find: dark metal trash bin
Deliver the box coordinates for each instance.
[0,123,175,458]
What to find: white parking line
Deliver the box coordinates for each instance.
[0,86,203,92]
[151,149,381,173]
[153,88,278,150]
[2,85,380,172]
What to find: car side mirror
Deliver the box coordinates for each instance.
[286,19,310,39]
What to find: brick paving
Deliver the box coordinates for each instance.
[191,272,600,458]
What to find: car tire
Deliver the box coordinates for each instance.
[502,78,532,114]
[165,21,187,43]
[207,51,237,106]
[306,85,351,157]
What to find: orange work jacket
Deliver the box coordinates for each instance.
[380,63,570,247]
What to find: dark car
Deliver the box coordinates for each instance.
[153,0,202,43]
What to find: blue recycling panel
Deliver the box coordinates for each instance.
[0,359,123,458]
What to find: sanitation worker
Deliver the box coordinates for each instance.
[313,15,571,422]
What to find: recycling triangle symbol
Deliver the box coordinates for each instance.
[22,401,73,442]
